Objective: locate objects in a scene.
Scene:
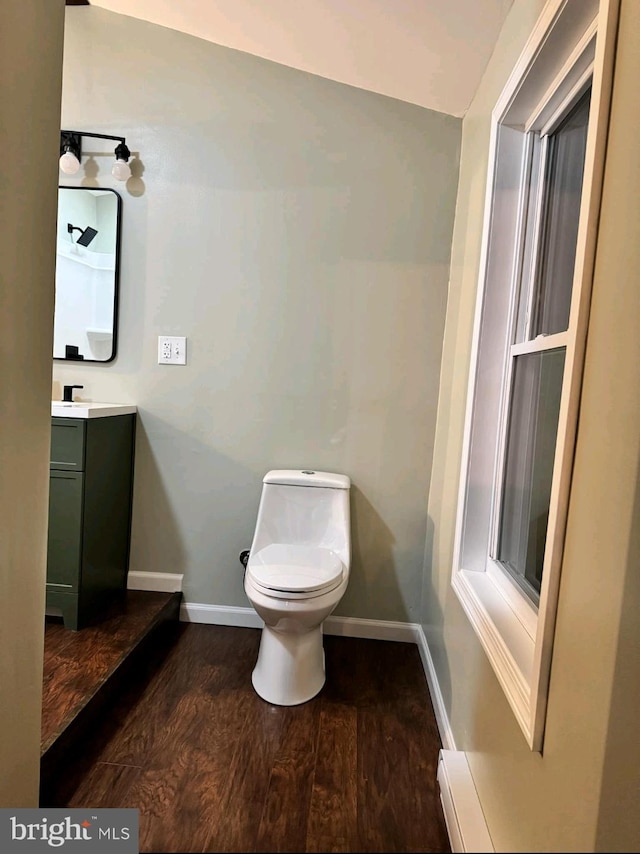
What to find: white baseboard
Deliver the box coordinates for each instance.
[325,614,420,643]
[127,571,184,593]
[415,625,455,751]
[180,602,262,628]
[437,750,493,853]
[179,602,420,643]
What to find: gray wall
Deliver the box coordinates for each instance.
[54,7,461,621]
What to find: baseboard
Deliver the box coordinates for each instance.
[127,571,184,593]
[437,750,493,853]
[179,602,420,643]
[180,602,262,628]
[325,614,420,643]
[415,625,456,750]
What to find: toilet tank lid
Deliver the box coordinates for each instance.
[263,469,350,489]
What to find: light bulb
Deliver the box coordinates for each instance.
[112,158,131,181]
[59,151,80,175]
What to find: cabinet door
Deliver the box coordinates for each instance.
[50,419,86,471]
[47,471,84,591]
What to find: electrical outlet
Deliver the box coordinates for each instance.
[158,336,187,365]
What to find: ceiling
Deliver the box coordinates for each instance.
[68,0,514,117]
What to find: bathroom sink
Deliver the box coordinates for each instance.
[51,401,137,419]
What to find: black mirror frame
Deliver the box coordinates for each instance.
[54,185,123,363]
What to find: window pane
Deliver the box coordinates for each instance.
[497,348,565,602]
[515,134,543,343]
[533,89,591,336]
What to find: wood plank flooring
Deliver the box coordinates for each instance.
[42,590,181,754]
[42,622,450,853]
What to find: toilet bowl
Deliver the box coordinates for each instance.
[244,469,351,706]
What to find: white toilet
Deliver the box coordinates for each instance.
[244,469,351,706]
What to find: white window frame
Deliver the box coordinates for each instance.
[451,0,619,751]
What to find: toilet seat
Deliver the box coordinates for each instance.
[247,543,344,599]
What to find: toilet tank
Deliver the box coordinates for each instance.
[250,470,351,566]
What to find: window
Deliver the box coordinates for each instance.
[492,87,591,608]
[451,0,618,750]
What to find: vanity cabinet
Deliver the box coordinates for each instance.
[46,412,136,630]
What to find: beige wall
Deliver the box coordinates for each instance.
[577,2,640,848]
[0,0,65,806]
[424,0,640,850]
[54,7,461,623]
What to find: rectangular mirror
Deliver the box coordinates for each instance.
[54,186,122,362]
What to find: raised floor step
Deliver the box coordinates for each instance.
[40,590,182,804]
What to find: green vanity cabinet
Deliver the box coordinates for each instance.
[46,412,136,630]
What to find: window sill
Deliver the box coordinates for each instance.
[452,568,536,747]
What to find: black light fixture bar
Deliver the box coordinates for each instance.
[61,129,130,159]
[59,129,133,180]
[61,129,127,145]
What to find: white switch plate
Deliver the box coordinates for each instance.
[158,336,187,365]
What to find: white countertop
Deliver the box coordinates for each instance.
[51,401,137,419]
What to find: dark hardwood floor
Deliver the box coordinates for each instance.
[42,622,451,854]
[42,590,180,754]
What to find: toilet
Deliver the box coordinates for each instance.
[244,469,351,706]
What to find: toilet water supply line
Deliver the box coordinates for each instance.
[239,549,250,581]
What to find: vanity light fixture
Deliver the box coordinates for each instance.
[112,141,132,181]
[59,131,81,175]
[59,129,133,181]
